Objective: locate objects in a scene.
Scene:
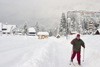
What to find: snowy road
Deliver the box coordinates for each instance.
[0,35,100,67]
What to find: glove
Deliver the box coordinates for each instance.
[83,46,85,48]
[72,41,74,44]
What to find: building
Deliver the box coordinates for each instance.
[27,27,36,36]
[37,32,49,39]
[2,24,16,34]
[71,31,78,35]
[56,34,60,38]
[89,22,94,29]
[95,29,100,35]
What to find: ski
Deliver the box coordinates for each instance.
[70,62,82,67]
[70,62,76,66]
[75,63,82,67]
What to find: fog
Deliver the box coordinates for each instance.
[0,0,100,29]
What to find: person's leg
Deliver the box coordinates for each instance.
[71,51,77,61]
[77,51,81,64]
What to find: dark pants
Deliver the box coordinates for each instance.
[71,51,81,63]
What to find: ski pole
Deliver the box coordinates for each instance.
[83,48,85,62]
[70,46,73,65]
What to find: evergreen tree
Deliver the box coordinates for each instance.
[49,29,52,36]
[23,23,27,35]
[59,13,66,36]
[35,22,39,33]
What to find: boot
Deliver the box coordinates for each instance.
[78,63,81,66]
[71,59,73,62]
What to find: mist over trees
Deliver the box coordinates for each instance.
[1,10,100,37]
[58,11,100,36]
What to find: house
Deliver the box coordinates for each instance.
[95,29,100,35]
[71,31,78,35]
[37,32,49,39]
[2,25,7,34]
[2,24,16,34]
[56,34,60,38]
[27,27,36,36]
[16,29,23,35]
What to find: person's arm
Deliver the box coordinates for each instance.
[71,39,75,45]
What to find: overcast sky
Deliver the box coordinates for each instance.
[0,0,100,29]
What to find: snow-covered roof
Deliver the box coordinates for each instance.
[71,31,78,33]
[28,27,36,32]
[2,25,7,29]
[56,34,60,36]
[2,24,16,32]
[56,34,60,37]
[93,28,100,34]
[37,32,49,35]
[97,28,100,32]
[7,25,16,32]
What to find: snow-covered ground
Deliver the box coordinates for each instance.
[0,35,100,67]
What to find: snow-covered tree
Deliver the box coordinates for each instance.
[35,22,39,33]
[23,23,28,35]
[48,29,53,36]
[59,13,66,36]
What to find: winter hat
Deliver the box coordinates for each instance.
[77,34,80,37]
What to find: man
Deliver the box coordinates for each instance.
[71,34,85,65]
